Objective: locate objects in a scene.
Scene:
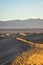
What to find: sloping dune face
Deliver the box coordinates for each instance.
[0,33,43,65]
[11,44,43,65]
[6,33,43,65]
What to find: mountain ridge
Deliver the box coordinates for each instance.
[0,19,43,29]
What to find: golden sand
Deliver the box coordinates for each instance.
[11,47,43,65]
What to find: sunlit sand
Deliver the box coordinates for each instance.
[11,43,43,65]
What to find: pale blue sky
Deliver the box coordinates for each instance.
[0,0,43,20]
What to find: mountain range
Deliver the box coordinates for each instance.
[0,19,43,29]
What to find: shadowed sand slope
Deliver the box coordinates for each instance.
[19,33,43,42]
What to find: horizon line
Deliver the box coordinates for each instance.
[0,18,43,21]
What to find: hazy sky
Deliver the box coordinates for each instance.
[0,0,43,20]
